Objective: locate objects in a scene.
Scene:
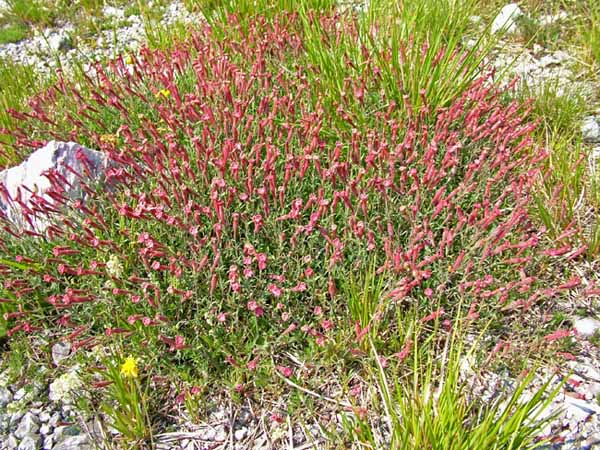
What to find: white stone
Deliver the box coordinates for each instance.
[582,117,600,144]
[0,386,12,407]
[6,434,19,450]
[102,6,125,20]
[539,11,568,27]
[0,141,110,232]
[563,395,599,422]
[42,434,53,450]
[18,434,41,450]
[51,342,71,366]
[234,427,247,441]
[15,413,40,439]
[13,388,26,401]
[491,3,524,34]
[573,317,600,337]
[53,435,91,450]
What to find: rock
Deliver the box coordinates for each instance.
[48,412,60,428]
[13,388,26,402]
[38,411,51,423]
[0,141,110,232]
[582,117,600,144]
[214,427,227,442]
[10,410,24,427]
[574,317,600,338]
[0,413,9,434]
[42,434,53,450]
[53,434,91,450]
[15,413,40,439]
[491,3,524,34]
[0,387,12,407]
[564,395,600,422]
[46,31,72,52]
[51,342,71,366]
[6,434,18,450]
[39,424,51,435]
[102,6,125,20]
[234,427,248,441]
[17,434,41,450]
[201,428,216,441]
[539,11,568,27]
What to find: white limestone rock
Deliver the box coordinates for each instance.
[17,434,41,450]
[0,141,109,232]
[491,3,524,34]
[51,342,71,366]
[583,116,600,144]
[15,412,39,439]
[573,317,600,338]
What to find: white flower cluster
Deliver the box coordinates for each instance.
[49,370,83,403]
[106,255,124,278]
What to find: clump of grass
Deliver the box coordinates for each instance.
[0,21,29,44]
[516,78,587,136]
[3,0,55,27]
[577,0,600,67]
[0,58,40,163]
[340,319,563,449]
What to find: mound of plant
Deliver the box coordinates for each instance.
[0,13,578,381]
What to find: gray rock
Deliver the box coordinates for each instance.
[51,342,71,366]
[234,427,247,441]
[574,317,600,338]
[564,395,600,422]
[201,428,216,441]
[17,434,41,450]
[10,410,24,427]
[5,434,18,450]
[15,413,39,439]
[46,31,72,52]
[38,412,50,423]
[0,387,12,407]
[214,427,227,442]
[102,6,125,20]
[47,412,61,429]
[583,117,600,144]
[0,413,9,434]
[491,3,524,34]
[0,141,110,232]
[13,388,26,402]
[52,435,91,450]
[39,424,51,435]
[42,434,53,450]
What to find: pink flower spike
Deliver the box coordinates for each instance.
[247,356,260,371]
[277,365,293,378]
[544,329,572,341]
[421,309,444,323]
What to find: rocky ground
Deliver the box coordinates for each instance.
[2,1,600,449]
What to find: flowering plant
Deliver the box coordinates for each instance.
[95,353,153,447]
[0,12,579,386]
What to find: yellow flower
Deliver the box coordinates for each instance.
[156,89,171,99]
[120,356,139,378]
[125,55,133,65]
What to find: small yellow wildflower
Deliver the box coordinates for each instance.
[120,356,139,378]
[156,89,171,99]
[125,55,133,65]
